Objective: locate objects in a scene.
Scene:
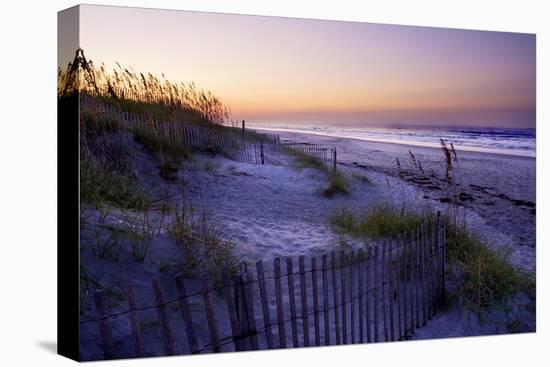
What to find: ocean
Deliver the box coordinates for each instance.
[252,124,536,158]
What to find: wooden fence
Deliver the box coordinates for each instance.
[80,95,337,171]
[80,216,446,360]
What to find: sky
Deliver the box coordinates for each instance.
[76,5,536,128]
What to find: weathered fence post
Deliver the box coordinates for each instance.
[381,241,389,342]
[311,257,321,346]
[260,141,265,165]
[350,250,356,344]
[358,249,365,343]
[322,254,330,345]
[299,256,310,347]
[331,251,341,345]
[127,283,144,358]
[332,148,337,171]
[152,277,175,356]
[388,241,395,342]
[256,261,274,349]
[243,271,259,350]
[373,246,380,343]
[441,222,446,306]
[274,258,286,348]
[287,258,299,347]
[340,251,348,344]
[201,275,221,353]
[94,290,114,359]
[234,274,251,351]
[220,268,241,351]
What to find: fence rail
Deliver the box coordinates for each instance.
[80,94,337,171]
[81,215,446,360]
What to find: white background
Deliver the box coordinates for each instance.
[0,0,547,366]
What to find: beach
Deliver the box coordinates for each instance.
[79,125,536,359]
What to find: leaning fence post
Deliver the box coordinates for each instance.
[127,283,144,358]
[441,222,447,306]
[243,272,259,350]
[260,141,265,165]
[365,247,372,343]
[175,274,200,354]
[322,254,330,345]
[358,249,365,343]
[332,148,337,171]
[331,251,341,345]
[311,257,321,347]
[388,241,395,342]
[287,258,299,347]
[220,268,241,351]
[274,258,286,348]
[94,290,114,359]
[381,241,389,342]
[299,256,310,347]
[373,246,380,343]
[201,275,221,353]
[350,250,356,344]
[152,277,175,356]
[234,274,251,351]
[256,261,274,349]
[340,251,348,344]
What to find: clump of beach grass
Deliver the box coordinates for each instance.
[353,173,371,184]
[323,171,350,198]
[132,126,191,160]
[80,159,150,210]
[170,203,238,283]
[328,202,533,315]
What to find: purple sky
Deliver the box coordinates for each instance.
[77,5,536,128]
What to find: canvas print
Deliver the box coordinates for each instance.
[58,4,536,361]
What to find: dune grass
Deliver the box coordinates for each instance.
[132,126,191,160]
[329,203,533,314]
[80,159,150,210]
[323,171,350,198]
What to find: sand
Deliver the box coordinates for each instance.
[79,128,536,359]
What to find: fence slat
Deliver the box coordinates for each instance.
[127,283,144,358]
[287,258,299,347]
[340,251,348,344]
[415,229,421,329]
[381,241,389,342]
[322,254,330,345]
[358,249,365,343]
[388,241,395,342]
[244,271,259,350]
[220,268,241,351]
[152,277,175,356]
[201,275,221,353]
[373,246,380,343]
[256,261,274,349]
[331,252,341,345]
[234,275,251,351]
[311,257,321,346]
[299,256,310,347]
[350,250,356,344]
[366,248,372,343]
[94,290,114,359]
[274,258,286,348]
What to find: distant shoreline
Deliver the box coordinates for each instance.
[252,126,536,160]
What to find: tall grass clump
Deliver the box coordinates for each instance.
[446,227,534,314]
[59,48,231,125]
[170,204,238,282]
[132,126,191,160]
[329,204,423,238]
[80,159,150,210]
[323,171,350,198]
